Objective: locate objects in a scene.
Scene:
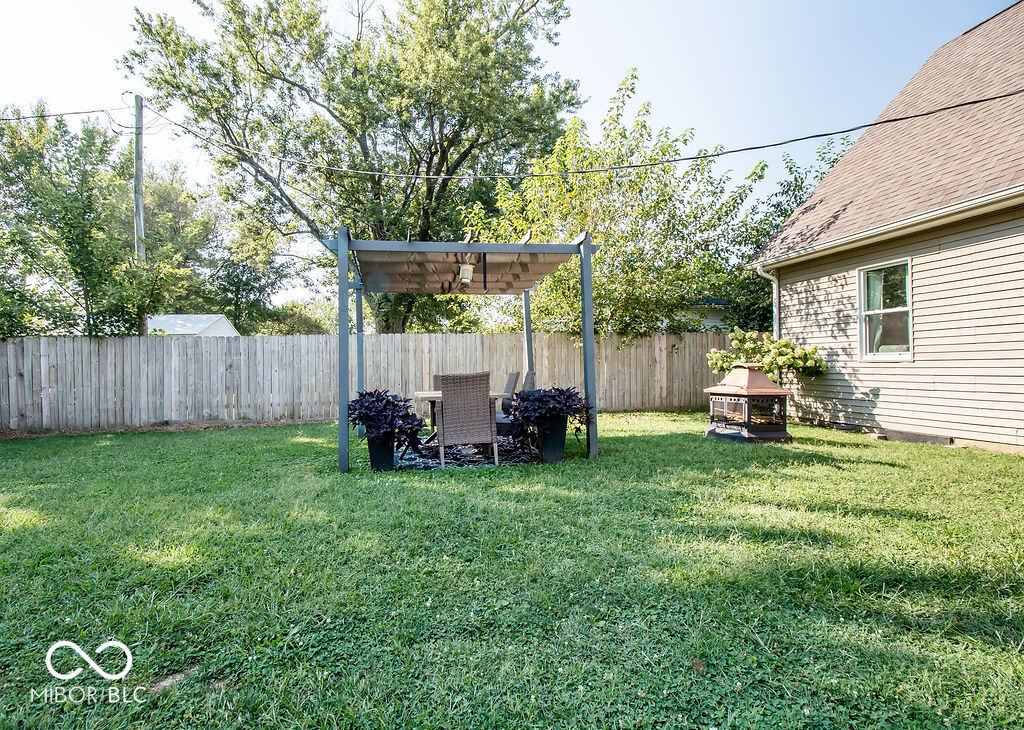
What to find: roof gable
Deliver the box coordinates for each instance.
[147,314,236,335]
[753,1,1024,266]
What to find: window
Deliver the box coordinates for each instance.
[860,261,911,359]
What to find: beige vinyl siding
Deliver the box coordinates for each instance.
[777,205,1024,448]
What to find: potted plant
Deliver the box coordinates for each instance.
[509,387,593,463]
[347,390,425,471]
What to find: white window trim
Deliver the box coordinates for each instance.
[857,258,913,362]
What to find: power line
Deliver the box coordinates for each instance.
[0,105,132,123]
[142,85,1024,181]
[10,84,1024,181]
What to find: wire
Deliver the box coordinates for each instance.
[0,105,132,123]
[142,85,1024,182]
[12,83,1024,181]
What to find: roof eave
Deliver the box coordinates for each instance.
[749,182,1024,270]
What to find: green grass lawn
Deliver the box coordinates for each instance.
[1,413,1022,728]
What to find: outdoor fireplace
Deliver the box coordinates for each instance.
[704,362,793,443]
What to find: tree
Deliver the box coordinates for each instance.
[256,298,334,335]
[723,137,852,331]
[403,294,483,333]
[0,112,80,337]
[0,235,77,337]
[0,108,298,337]
[463,71,766,340]
[115,161,220,309]
[0,107,188,336]
[126,0,580,332]
[203,222,293,334]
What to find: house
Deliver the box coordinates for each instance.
[750,2,1024,452]
[147,314,241,337]
[680,297,730,331]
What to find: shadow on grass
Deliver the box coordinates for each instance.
[737,495,938,524]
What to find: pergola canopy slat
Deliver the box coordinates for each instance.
[355,249,573,294]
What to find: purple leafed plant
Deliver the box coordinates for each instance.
[348,390,425,452]
[509,387,593,448]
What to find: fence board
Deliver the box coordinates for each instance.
[0,340,9,430]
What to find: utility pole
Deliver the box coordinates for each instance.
[134,94,148,335]
[133,94,145,262]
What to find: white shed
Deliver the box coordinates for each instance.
[147,314,241,337]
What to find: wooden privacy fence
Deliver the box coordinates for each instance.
[0,332,729,434]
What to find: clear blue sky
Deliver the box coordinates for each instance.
[542,0,1010,187]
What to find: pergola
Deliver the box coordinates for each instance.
[322,227,599,473]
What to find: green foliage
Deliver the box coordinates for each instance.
[720,269,773,333]
[0,106,191,333]
[403,294,483,334]
[0,231,78,337]
[463,71,766,340]
[725,138,853,331]
[738,138,853,254]
[707,327,826,379]
[3,414,1024,726]
[126,0,579,332]
[0,104,305,338]
[205,257,278,334]
[257,298,335,335]
[0,108,227,336]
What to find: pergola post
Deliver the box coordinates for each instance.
[522,287,535,374]
[578,232,598,457]
[338,227,351,473]
[354,282,365,438]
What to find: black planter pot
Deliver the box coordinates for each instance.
[537,415,568,463]
[366,433,396,471]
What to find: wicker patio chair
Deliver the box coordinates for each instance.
[495,371,520,436]
[436,372,498,468]
[500,371,520,414]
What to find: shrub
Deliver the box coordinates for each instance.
[509,387,593,447]
[347,390,425,451]
[707,328,826,379]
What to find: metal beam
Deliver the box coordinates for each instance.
[349,240,596,255]
[523,288,535,373]
[579,232,598,458]
[338,227,351,473]
[355,283,365,438]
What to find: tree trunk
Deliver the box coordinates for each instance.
[369,293,415,333]
[376,316,406,334]
[136,305,148,336]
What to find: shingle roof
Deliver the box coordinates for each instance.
[147,314,234,335]
[752,1,1024,267]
